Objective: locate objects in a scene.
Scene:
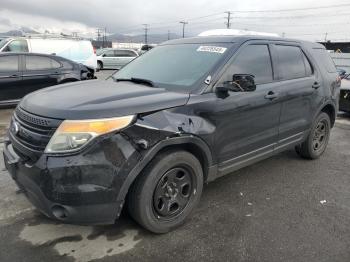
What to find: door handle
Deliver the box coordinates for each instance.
[264,91,278,100]
[312,81,321,89]
[10,74,20,78]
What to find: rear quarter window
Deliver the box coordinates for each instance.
[312,48,337,73]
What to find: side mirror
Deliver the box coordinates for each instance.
[232,74,256,92]
[217,74,256,94]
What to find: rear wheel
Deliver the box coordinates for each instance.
[127,150,203,233]
[295,112,331,159]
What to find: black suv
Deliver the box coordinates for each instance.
[3,36,340,233]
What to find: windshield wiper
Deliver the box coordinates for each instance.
[115,77,155,87]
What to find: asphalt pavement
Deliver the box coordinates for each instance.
[0,77,349,261]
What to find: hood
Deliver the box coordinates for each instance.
[20,80,190,120]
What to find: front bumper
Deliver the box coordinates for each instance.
[3,133,141,225]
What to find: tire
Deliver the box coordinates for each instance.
[97,61,103,70]
[295,112,331,159]
[127,150,203,233]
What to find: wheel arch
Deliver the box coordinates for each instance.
[319,103,336,127]
[116,135,215,203]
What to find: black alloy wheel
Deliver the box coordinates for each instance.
[128,150,203,233]
[153,167,194,219]
[295,112,331,159]
[311,119,329,154]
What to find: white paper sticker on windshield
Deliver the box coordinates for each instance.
[197,46,227,54]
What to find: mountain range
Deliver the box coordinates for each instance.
[0,27,183,43]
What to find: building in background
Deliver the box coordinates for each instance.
[319,41,350,53]
[319,41,350,72]
[92,40,112,49]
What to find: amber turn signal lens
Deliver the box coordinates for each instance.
[57,115,135,135]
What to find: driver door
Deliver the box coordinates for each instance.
[212,43,282,175]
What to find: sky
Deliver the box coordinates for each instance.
[0,0,350,41]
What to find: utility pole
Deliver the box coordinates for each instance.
[179,21,188,38]
[224,11,232,29]
[143,24,149,45]
[96,28,102,42]
[324,32,328,42]
[168,30,170,40]
[103,27,107,48]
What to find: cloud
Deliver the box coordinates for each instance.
[0,0,349,41]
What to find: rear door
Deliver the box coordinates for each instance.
[272,44,320,150]
[0,54,23,102]
[22,55,62,95]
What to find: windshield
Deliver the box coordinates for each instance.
[0,39,10,50]
[113,43,230,91]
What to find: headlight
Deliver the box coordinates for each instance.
[45,115,135,153]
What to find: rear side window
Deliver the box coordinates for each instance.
[225,44,273,84]
[312,48,337,73]
[60,60,74,70]
[115,50,137,57]
[3,40,28,52]
[26,56,61,70]
[276,45,307,80]
[103,51,115,57]
[0,56,19,71]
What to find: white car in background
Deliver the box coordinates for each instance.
[96,48,138,70]
[0,37,97,73]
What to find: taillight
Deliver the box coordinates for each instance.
[93,47,96,54]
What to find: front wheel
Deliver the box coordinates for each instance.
[127,150,203,233]
[295,112,331,159]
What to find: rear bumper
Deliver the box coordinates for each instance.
[3,135,140,224]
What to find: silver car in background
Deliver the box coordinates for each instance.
[96,48,138,70]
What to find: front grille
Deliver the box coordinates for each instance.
[9,107,63,159]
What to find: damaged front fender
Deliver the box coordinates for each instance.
[117,108,218,203]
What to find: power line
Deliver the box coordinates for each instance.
[230,12,350,20]
[227,3,350,13]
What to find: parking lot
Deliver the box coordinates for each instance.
[0,69,349,261]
